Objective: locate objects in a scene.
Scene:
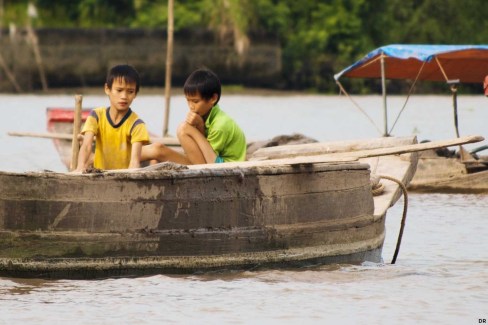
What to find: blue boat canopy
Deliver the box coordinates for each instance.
[334,44,488,83]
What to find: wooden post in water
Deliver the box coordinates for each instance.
[163,0,174,137]
[449,80,471,161]
[70,95,83,171]
[450,82,460,139]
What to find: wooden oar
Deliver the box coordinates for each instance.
[8,131,181,146]
[187,135,484,170]
[8,131,73,140]
[343,135,483,159]
[78,135,485,174]
[250,135,485,161]
[70,95,83,171]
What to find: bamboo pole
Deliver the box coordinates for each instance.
[380,54,388,137]
[26,3,48,91]
[0,1,3,33]
[163,0,174,137]
[70,95,83,171]
[0,52,22,92]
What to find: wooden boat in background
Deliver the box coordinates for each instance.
[47,107,91,168]
[0,134,481,279]
[408,146,488,192]
[334,44,488,193]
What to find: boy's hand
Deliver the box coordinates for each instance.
[185,111,203,126]
[185,111,205,135]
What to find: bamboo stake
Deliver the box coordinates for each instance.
[0,51,22,92]
[26,3,48,91]
[380,54,388,137]
[70,95,83,171]
[163,0,174,137]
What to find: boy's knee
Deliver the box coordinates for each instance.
[177,122,190,138]
[152,142,168,157]
[142,142,165,160]
[177,122,187,133]
[152,142,165,150]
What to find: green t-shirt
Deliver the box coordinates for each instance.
[205,105,246,162]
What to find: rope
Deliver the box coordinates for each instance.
[336,80,383,135]
[370,174,409,264]
[370,174,385,196]
[388,60,426,134]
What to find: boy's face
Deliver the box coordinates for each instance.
[185,92,217,117]
[105,78,137,112]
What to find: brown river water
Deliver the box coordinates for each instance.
[0,94,487,324]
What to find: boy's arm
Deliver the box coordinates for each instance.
[128,141,143,169]
[74,132,95,173]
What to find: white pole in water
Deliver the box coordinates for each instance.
[380,54,388,136]
[162,0,174,137]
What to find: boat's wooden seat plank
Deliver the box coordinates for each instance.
[249,135,483,161]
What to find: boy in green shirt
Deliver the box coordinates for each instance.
[142,68,246,164]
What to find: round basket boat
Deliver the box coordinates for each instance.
[0,161,382,279]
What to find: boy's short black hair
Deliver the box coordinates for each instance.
[106,64,140,93]
[183,68,221,105]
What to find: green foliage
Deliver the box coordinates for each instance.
[172,1,204,30]
[2,0,488,91]
[281,0,371,91]
[2,0,29,26]
[249,0,290,35]
[130,1,167,28]
[77,0,136,27]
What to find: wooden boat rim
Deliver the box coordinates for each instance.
[0,160,370,180]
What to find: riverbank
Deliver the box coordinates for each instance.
[0,28,282,93]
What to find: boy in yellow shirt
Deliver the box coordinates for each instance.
[75,64,150,172]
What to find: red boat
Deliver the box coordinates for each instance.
[46,107,91,169]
